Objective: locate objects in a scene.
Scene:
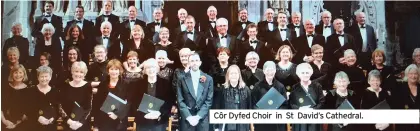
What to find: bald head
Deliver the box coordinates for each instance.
[178,8,188,22]
[304,19,315,33]
[356,12,366,25]
[128,6,137,19]
[207,6,218,20]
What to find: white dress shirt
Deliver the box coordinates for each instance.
[102,35,110,48]
[219,34,228,47]
[187,29,195,40]
[249,39,257,49]
[44,13,52,22]
[180,21,187,32]
[295,24,301,37]
[268,21,274,31]
[154,20,162,33]
[241,23,246,29]
[306,33,314,47]
[103,13,111,21]
[210,19,216,28]
[190,70,200,97]
[129,19,136,29]
[323,24,332,39]
[337,32,345,46]
[279,27,287,40]
[359,24,368,52]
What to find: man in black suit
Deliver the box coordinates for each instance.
[257,8,277,42]
[348,12,377,69]
[94,1,120,39]
[170,8,189,42]
[176,53,213,131]
[288,12,306,38]
[315,10,334,41]
[32,1,63,40]
[239,23,270,69]
[64,6,95,53]
[207,18,240,68]
[120,6,147,43]
[293,19,325,64]
[230,8,253,41]
[267,12,295,57]
[95,21,121,60]
[326,18,355,68]
[146,8,168,43]
[174,15,206,55]
[201,6,218,38]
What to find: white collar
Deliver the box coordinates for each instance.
[336,89,348,97]
[358,23,365,28]
[306,32,314,36]
[191,70,200,76]
[218,33,227,38]
[43,13,52,16]
[129,18,136,21]
[75,18,84,21]
[324,23,331,27]
[336,32,345,35]
[367,87,382,93]
[187,29,195,33]
[155,20,161,23]
[104,12,112,16]
[209,18,216,22]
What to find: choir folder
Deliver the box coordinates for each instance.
[71,101,85,121]
[256,87,286,109]
[138,93,165,113]
[100,92,128,118]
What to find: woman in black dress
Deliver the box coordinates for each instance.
[156,50,174,81]
[1,47,22,84]
[289,63,325,131]
[339,49,366,95]
[394,64,420,131]
[25,66,60,131]
[122,24,154,63]
[29,52,55,86]
[309,44,333,90]
[2,22,29,65]
[1,65,29,131]
[64,24,89,66]
[215,65,252,131]
[252,61,288,131]
[361,70,391,131]
[122,51,142,84]
[275,45,299,92]
[92,59,130,131]
[34,23,62,73]
[59,61,93,131]
[367,49,396,91]
[133,58,175,131]
[57,46,82,90]
[241,51,264,90]
[155,27,177,69]
[323,71,361,131]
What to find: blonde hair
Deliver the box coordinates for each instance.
[131,24,145,39]
[107,59,124,75]
[71,61,88,76]
[159,27,170,34]
[404,64,420,82]
[8,64,28,82]
[127,51,139,59]
[311,44,323,53]
[7,47,20,59]
[276,45,293,61]
[223,65,246,89]
[142,58,160,75]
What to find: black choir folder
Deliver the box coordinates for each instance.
[256,87,286,109]
[71,101,85,121]
[138,93,165,113]
[39,105,56,119]
[338,99,355,110]
[100,92,129,118]
[371,100,390,109]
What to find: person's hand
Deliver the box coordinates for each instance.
[70,121,83,130]
[214,128,219,131]
[93,127,99,131]
[108,112,118,120]
[92,88,98,94]
[339,57,346,64]
[186,116,199,126]
[342,123,349,126]
[3,119,15,129]
[304,56,314,63]
[375,123,389,130]
[48,117,54,124]
[38,116,50,125]
[144,109,161,119]
[171,105,178,114]
[299,105,312,110]
[165,58,174,64]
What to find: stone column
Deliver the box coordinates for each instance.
[34,0,43,17]
[291,0,300,15]
[302,0,324,24]
[65,0,78,21]
[142,0,152,23]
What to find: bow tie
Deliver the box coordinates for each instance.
[338,34,345,37]
[324,26,331,28]
[267,21,274,24]
[130,20,135,22]
[221,35,227,39]
[307,34,314,37]
[103,37,109,39]
[76,20,82,23]
[44,14,51,17]
[103,15,110,17]
[360,25,366,28]
[155,22,161,26]
[186,31,193,34]
[250,40,258,43]
[295,26,300,28]
[181,21,185,24]
[280,29,287,31]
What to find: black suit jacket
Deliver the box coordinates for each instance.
[169,20,199,42]
[200,20,218,38]
[121,39,154,62]
[293,34,325,63]
[176,71,213,119]
[288,23,306,38]
[94,36,121,60]
[34,37,62,71]
[145,21,168,43]
[64,19,95,54]
[325,33,355,66]
[174,30,207,54]
[229,21,253,41]
[120,19,147,43]
[315,24,335,38]
[207,34,240,66]
[347,24,377,54]
[239,39,271,69]
[94,14,120,38]
[32,14,63,39]
[2,36,29,65]
[257,20,278,41]
[267,28,296,56]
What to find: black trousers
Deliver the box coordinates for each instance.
[137,123,166,131]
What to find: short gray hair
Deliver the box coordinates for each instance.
[292,12,301,17]
[155,50,168,59]
[143,58,160,74]
[71,61,88,76]
[344,49,356,57]
[179,48,191,56]
[245,51,260,61]
[334,71,350,84]
[207,5,217,12]
[41,23,56,35]
[263,61,276,71]
[367,69,381,82]
[216,17,228,26]
[412,48,420,59]
[100,21,112,31]
[404,64,420,82]
[94,45,107,53]
[37,65,53,77]
[321,10,331,17]
[296,63,313,75]
[304,19,315,26]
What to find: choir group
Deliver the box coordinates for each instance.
[2,1,420,131]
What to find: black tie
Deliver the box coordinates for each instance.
[268,21,273,24]
[104,15,110,17]
[280,29,287,31]
[45,14,51,17]
[103,37,109,39]
[210,21,216,24]
[250,40,258,43]
[187,31,193,34]
[181,21,185,24]
[155,22,161,26]
[338,34,345,37]
[221,35,227,39]
[130,20,135,22]
[76,20,82,23]
[307,34,314,37]
[295,26,300,29]
[360,25,366,28]
[325,26,331,28]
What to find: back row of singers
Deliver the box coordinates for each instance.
[3,50,418,131]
